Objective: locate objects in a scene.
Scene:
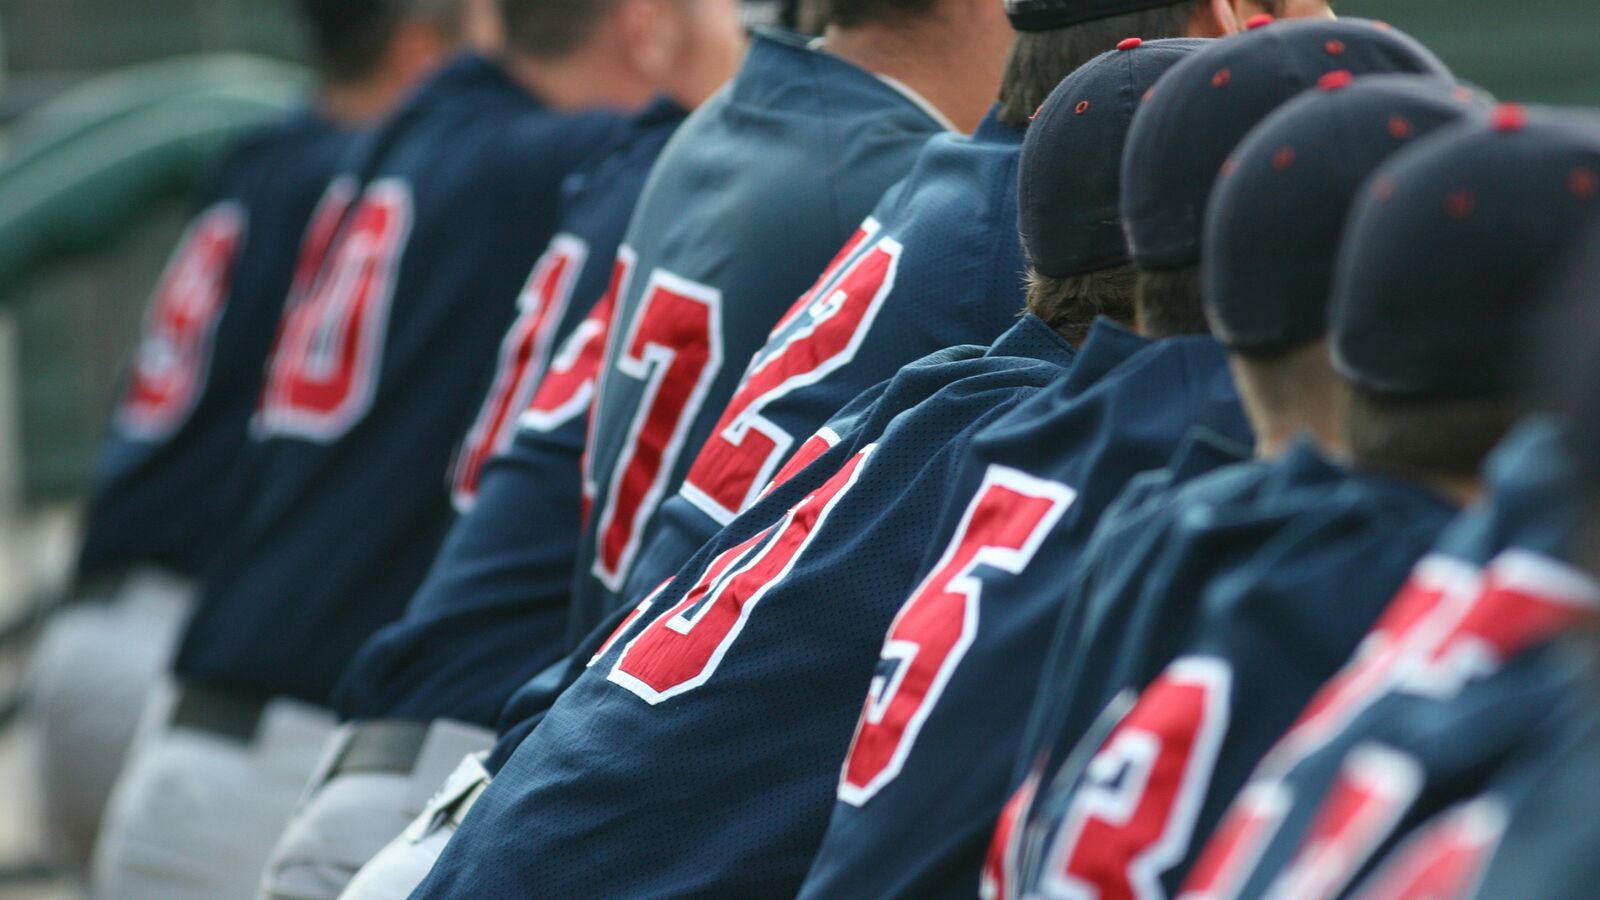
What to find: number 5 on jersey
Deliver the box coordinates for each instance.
[838,465,1077,805]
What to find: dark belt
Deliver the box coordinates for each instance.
[325,720,431,780]
[169,683,269,744]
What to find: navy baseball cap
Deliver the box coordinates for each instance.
[1122,18,1450,271]
[1332,106,1600,401]
[1204,76,1486,353]
[1006,0,1192,32]
[1022,37,1208,278]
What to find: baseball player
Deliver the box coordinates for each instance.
[983,69,1480,900]
[88,2,654,895]
[1175,110,1600,900]
[252,3,748,898]
[25,0,469,869]
[996,90,1571,900]
[401,22,1240,900]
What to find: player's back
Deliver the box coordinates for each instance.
[1001,443,1459,900]
[621,106,1032,609]
[569,28,947,641]
[76,110,355,584]
[329,98,690,727]
[174,54,620,707]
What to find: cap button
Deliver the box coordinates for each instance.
[1318,70,1354,92]
[1117,37,1143,51]
[1245,13,1275,30]
[1492,103,1528,133]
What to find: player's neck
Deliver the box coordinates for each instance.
[502,48,653,113]
[819,18,1008,135]
[316,74,410,127]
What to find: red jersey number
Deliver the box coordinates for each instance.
[591,267,723,590]
[607,445,874,703]
[1042,658,1233,900]
[117,203,247,439]
[838,466,1076,805]
[258,179,412,441]
[450,234,589,509]
[679,220,898,525]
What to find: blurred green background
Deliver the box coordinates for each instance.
[0,0,1596,505]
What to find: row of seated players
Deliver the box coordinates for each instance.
[45,2,1600,900]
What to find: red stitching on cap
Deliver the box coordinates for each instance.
[1212,69,1232,88]
[1325,39,1347,55]
[1030,104,1045,121]
[1388,115,1413,139]
[1372,177,1396,202]
[1075,100,1091,115]
[1272,146,1297,171]
[1446,189,1476,219]
[1492,104,1528,133]
[1318,70,1355,92]
[1142,87,1156,103]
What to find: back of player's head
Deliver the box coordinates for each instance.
[502,0,697,58]
[1206,76,1486,355]
[1020,37,1205,343]
[1332,107,1600,478]
[997,0,1208,127]
[1121,18,1446,340]
[298,0,468,82]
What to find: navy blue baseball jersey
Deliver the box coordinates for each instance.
[798,326,1250,900]
[173,55,621,706]
[1462,650,1600,900]
[1178,420,1600,900]
[996,442,1458,900]
[567,28,949,644]
[621,106,1030,607]
[329,99,688,727]
[76,110,354,583]
[412,316,1077,899]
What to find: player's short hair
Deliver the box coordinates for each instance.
[1135,265,1210,339]
[996,0,1199,126]
[1342,388,1518,479]
[1025,264,1138,346]
[821,0,939,28]
[299,0,467,83]
[501,0,631,58]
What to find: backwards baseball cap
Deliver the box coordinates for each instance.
[1332,107,1600,401]
[1204,76,1486,353]
[1006,0,1191,32]
[1022,37,1207,278]
[1122,19,1449,271]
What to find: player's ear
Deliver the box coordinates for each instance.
[1194,0,1242,36]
